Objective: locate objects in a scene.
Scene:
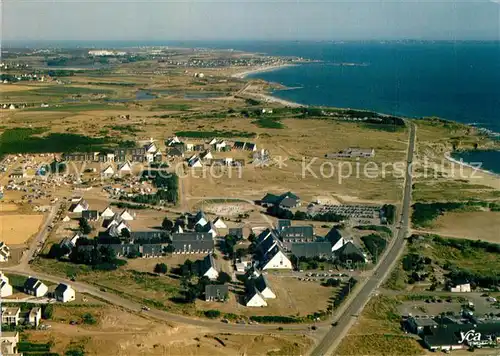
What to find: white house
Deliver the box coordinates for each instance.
[62,215,71,222]
[194,211,208,227]
[119,210,135,221]
[101,207,115,219]
[54,283,76,303]
[213,217,227,229]
[215,140,227,152]
[254,274,276,299]
[208,138,218,145]
[201,254,219,280]
[24,277,48,297]
[188,157,202,168]
[261,247,293,270]
[450,283,471,293]
[69,232,81,246]
[185,143,194,151]
[203,222,218,238]
[28,307,42,326]
[1,307,20,325]
[69,199,89,213]
[167,136,181,146]
[200,151,213,161]
[0,272,13,297]
[0,242,11,262]
[145,141,158,153]
[118,161,132,174]
[246,288,267,307]
[101,166,115,178]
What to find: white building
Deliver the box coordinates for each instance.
[101,166,115,178]
[54,283,76,303]
[213,217,227,229]
[254,274,276,299]
[261,248,293,270]
[0,242,10,262]
[119,210,134,221]
[246,288,267,307]
[201,254,219,280]
[101,206,115,218]
[69,199,89,213]
[118,161,132,174]
[0,272,13,297]
[24,277,48,297]
[28,307,42,326]
[450,283,471,293]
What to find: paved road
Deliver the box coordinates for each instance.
[309,122,417,356]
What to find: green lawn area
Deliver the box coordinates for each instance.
[0,128,113,154]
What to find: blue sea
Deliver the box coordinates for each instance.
[8,40,500,173]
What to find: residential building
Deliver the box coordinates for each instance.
[0,273,13,297]
[205,284,229,302]
[407,316,439,335]
[28,307,42,327]
[119,210,134,221]
[141,244,166,257]
[200,254,219,280]
[254,274,276,299]
[213,217,227,229]
[335,241,367,264]
[24,277,48,297]
[69,199,89,213]
[193,211,208,227]
[260,191,300,209]
[228,227,244,239]
[171,232,214,254]
[118,161,132,174]
[277,219,291,233]
[0,242,10,262]
[291,242,332,259]
[0,331,19,355]
[325,227,350,252]
[246,288,267,307]
[1,307,20,325]
[82,210,99,221]
[101,166,115,178]
[202,221,218,238]
[101,206,115,218]
[54,283,76,303]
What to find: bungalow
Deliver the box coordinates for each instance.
[101,166,115,178]
[213,217,227,229]
[193,211,208,227]
[62,215,71,222]
[118,161,132,174]
[205,284,229,302]
[193,144,205,152]
[214,140,227,152]
[101,206,115,219]
[202,221,218,238]
[24,277,48,297]
[1,307,20,325]
[28,307,42,327]
[0,331,19,355]
[188,157,203,168]
[246,288,267,307]
[200,150,213,161]
[145,141,158,154]
[82,210,99,221]
[200,254,219,280]
[54,283,76,303]
[260,192,300,209]
[0,242,11,262]
[69,199,89,213]
[0,273,13,297]
[119,210,135,221]
[167,147,185,158]
[166,136,181,146]
[254,274,276,299]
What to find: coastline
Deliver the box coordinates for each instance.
[231,63,296,79]
[444,151,500,178]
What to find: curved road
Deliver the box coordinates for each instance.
[309,122,417,356]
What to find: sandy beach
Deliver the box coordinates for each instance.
[231,63,296,79]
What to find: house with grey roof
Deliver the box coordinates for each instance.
[335,241,366,263]
[280,225,315,250]
[140,244,166,257]
[171,232,214,254]
[277,219,291,233]
[205,284,229,302]
[259,191,300,209]
[24,277,48,297]
[291,242,332,259]
[254,274,276,299]
[199,254,219,280]
[82,210,99,221]
[228,227,244,239]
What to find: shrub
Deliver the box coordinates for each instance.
[204,310,221,319]
[81,313,97,325]
[154,263,168,274]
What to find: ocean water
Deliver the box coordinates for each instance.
[240,41,500,174]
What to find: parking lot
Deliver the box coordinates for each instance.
[308,204,382,224]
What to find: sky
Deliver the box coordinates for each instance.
[1,0,499,42]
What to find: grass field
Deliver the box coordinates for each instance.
[0,214,43,244]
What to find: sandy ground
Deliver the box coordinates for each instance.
[420,211,500,242]
[0,203,19,212]
[25,304,312,356]
[0,214,44,244]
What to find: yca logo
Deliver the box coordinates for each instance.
[458,330,482,344]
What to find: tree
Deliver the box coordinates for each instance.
[162,217,174,231]
[42,304,54,319]
[79,218,92,234]
[217,271,232,284]
[154,263,168,274]
[121,228,131,238]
